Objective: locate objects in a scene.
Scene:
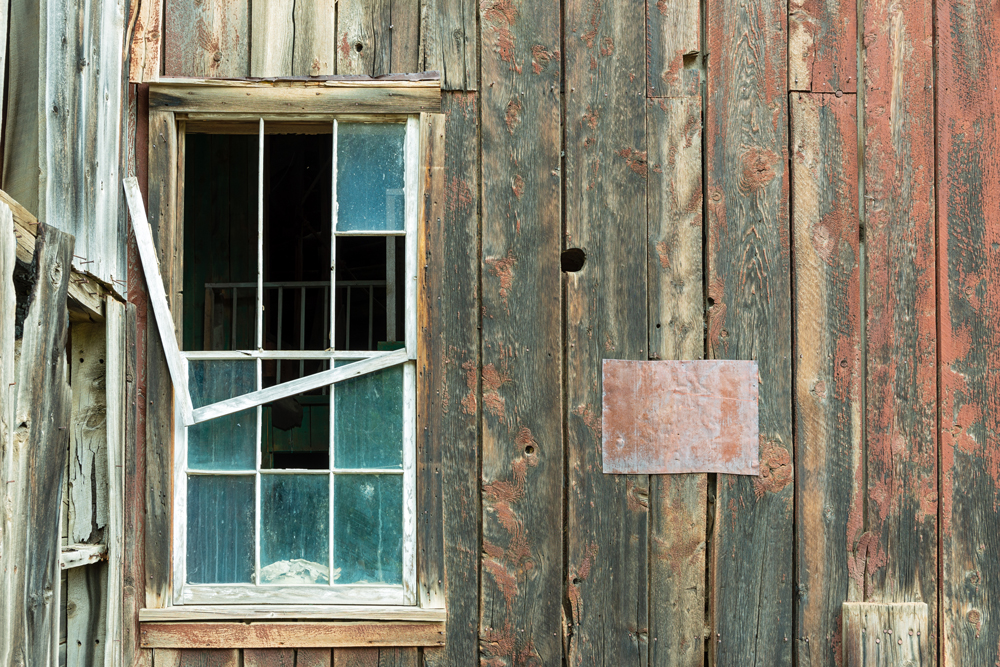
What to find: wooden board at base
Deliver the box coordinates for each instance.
[706,0,792,658]
[936,0,1000,661]
[790,92,862,667]
[841,602,928,667]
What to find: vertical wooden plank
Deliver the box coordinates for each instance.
[244,649,294,667]
[295,649,332,667]
[421,0,477,90]
[479,0,562,661]
[0,0,9,134]
[862,0,937,646]
[0,223,73,666]
[646,0,700,97]
[936,0,1000,662]
[66,564,108,667]
[292,0,336,76]
[145,110,179,609]
[106,298,127,667]
[788,0,857,92]
[154,649,240,667]
[2,0,42,214]
[791,92,862,667]
[164,0,249,77]
[706,0,792,656]
[333,649,418,667]
[335,0,420,76]
[647,96,706,667]
[420,94,481,667]
[0,205,17,667]
[130,0,164,82]
[68,323,110,545]
[841,602,929,667]
[250,0,294,77]
[564,0,648,663]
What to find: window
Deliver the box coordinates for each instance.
[127,84,436,608]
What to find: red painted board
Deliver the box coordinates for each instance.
[601,359,759,474]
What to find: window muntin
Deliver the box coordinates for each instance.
[169,117,418,606]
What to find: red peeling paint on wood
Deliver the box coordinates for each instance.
[788,0,857,92]
[601,359,760,475]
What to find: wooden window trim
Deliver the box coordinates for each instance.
[138,621,446,649]
[138,80,445,631]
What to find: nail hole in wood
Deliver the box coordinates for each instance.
[561,248,586,272]
[355,42,364,53]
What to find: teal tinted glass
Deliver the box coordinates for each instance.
[334,475,402,584]
[187,475,255,584]
[260,474,330,584]
[187,360,257,470]
[336,124,406,232]
[334,362,403,469]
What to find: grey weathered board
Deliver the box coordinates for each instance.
[791,92,863,667]
[841,602,929,667]
[706,0,793,659]
[479,0,563,661]
[336,0,420,76]
[0,223,74,666]
[418,95,480,667]
[164,0,249,77]
[564,0,648,661]
[421,0,477,90]
[646,95,707,667]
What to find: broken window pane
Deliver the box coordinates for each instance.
[187,475,255,584]
[334,474,403,585]
[262,387,330,470]
[336,123,406,232]
[259,474,330,584]
[188,360,257,470]
[334,363,403,470]
[334,236,406,350]
[182,134,258,352]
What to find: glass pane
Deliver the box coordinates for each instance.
[334,363,403,469]
[182,134,258,352]
[262,391,330,470]
[187,475,255,584]
[334,474,403,584]
[260,474,330,584]
[336,124,406,232]
[188,360,257,470]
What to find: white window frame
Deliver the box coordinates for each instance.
[125,114,420,607]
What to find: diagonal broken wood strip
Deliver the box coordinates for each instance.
[1,190,106,320]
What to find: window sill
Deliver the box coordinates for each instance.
[139,610,445,649]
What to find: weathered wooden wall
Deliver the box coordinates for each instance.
[113,0,1000,663]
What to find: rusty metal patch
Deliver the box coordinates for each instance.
[601,360,759,475]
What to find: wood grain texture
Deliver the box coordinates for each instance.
[418,94,481,667]
[164,0,249,77]
[646,0,700,97]
[333,648,419,666]
[145,110,179,609]
[646,96,707,667]
[335,0,420,76]
[291,0,336,76]
[478,0,562,661]
[139,607,447,622]
[0,205,16,667]
[863,0,937,642]
[296,649,333,667]
[140,623,446,649]
[153,649,240,667]
[250,0,294,76]
[936,0,1000,661]
[244,649,295,667]
[788,0,856,92]
[149,81,441,116]
[841,602,929,667]
[564,0,647,662]
[421,0,477,90]
[67,564,108,667]
[706,0,792,657]
[791,92,862,667]
[105,298,127,667]
[130,0,164,82]
[68,323,109,545]
[0,223,73,667]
